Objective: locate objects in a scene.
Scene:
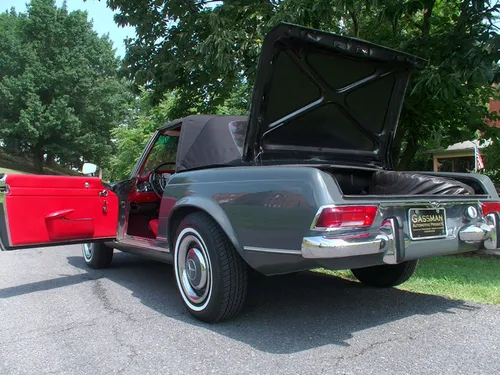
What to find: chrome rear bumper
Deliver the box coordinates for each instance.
[301,213,499,264]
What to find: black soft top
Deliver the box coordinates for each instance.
[174,114,248,172]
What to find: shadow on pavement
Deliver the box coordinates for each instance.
[0,272,100,299]
[41,252,478,354]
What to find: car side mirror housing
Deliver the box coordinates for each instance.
[82,162,98,175]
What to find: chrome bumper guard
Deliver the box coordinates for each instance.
[301,213,499,264]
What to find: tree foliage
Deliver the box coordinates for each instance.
[106,0,500,170]
[107,89,178,180]
[0,0,131,172]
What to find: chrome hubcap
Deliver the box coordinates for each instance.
[82,243,92,260]
[176,233,211,306]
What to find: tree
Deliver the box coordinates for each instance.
[0,0,131,172]
[106,0,499,170]
[107,89,179,181]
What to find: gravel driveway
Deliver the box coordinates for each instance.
[1,245,499,375]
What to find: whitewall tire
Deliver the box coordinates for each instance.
[81,242,114,269]
[173,212,248,322]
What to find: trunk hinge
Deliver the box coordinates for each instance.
[253,145,264,165]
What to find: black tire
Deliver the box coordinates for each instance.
[351,260,418,288]
[173,212,248,323]
[81,242,114,269]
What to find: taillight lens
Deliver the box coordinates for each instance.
[481,202,500,215]
[314,205,378,229]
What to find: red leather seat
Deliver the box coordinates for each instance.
[149,219,159,237]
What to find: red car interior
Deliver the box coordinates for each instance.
[128,189,158,204]
[127,169,174,204]
[148,219,159,237]
[125,168,175,239]
[4,175,119,246]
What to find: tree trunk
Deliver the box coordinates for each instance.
[45,151,54,167]
[396,138,418,171]
[421,0,436,38]
[33,146,44,174]
[348,8,359,37]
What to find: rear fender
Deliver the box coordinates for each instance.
[167,196,243,256]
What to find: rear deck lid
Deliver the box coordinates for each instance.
[243,23,426,168]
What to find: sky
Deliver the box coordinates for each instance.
[1,0,135,57]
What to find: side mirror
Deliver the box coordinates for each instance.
[82,162,98,175]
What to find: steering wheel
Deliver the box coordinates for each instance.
[149,162,176,199]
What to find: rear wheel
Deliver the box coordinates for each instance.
[351,260,418,287]
[82,242,114,269]
[173,212,248,323]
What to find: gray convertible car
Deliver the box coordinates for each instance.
[1,23,500,323]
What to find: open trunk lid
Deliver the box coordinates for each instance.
[243,23,426,169]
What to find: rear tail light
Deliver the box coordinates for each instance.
[313,205,378,230]
[481,202,500,216]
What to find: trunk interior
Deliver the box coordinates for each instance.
[319,166,487,197]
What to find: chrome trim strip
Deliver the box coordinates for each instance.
[310,205,326,230]
[378,200,483,208]
[120,237,170,253]
[243,246,302,255]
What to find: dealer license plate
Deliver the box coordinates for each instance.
[408,208,447,240]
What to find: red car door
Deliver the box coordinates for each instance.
[0,174,119,250]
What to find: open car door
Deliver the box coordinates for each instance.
[0,174,118,250]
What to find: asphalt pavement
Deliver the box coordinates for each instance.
[1,245,499,375]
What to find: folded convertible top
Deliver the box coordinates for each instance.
[370,171,475,195]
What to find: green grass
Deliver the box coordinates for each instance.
[0,153,79,176]
[315,255,500,305]
[0,167,26,174]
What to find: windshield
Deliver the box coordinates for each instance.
[141,133,179,175]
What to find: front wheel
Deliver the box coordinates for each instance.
[351,260,418,288]
[173,212,248,323]
[82,242,114,269]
